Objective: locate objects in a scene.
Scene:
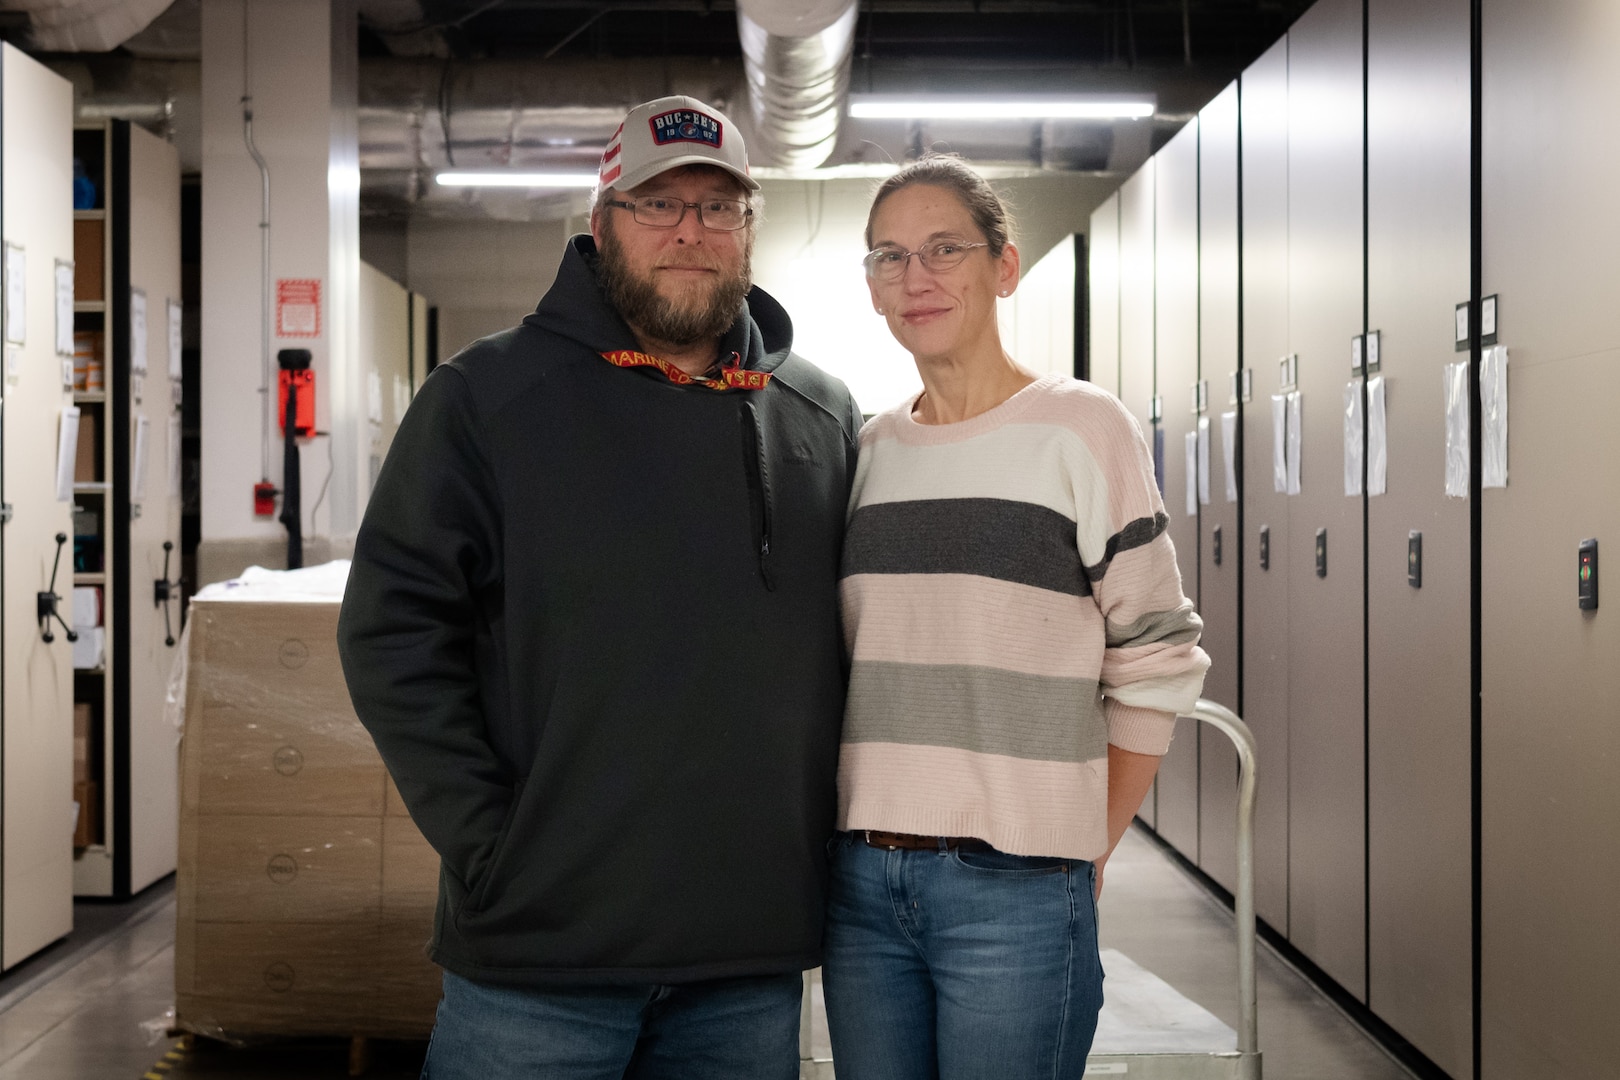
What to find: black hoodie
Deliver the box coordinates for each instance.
[338,235,861,986]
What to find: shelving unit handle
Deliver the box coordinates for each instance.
[38,532,79,644]
[1188,697,1260,1068]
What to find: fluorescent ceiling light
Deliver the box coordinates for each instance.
[435,172,597,188]
[848,97,1155,120]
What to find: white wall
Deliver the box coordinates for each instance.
[404,218,569,362]
[199,0,359,569]
[357,261,410,486]
[998,233,1077,380]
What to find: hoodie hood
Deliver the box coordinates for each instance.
[525,234,796,377]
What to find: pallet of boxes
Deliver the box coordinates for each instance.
[174,563,441,1045]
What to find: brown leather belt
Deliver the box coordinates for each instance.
[861,830,994,853]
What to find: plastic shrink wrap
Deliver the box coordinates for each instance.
[173,562,439,1040]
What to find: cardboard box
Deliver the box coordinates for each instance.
[73,703,92,785]
[176,598,441,1041]
[72,218,104,301]
[74,408,98,482]
[190,701,386,818]
[190,815,383,924]
[73,780,98,848]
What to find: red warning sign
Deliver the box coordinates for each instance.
[276,278,321,339]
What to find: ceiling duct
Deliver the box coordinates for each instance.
[5,0,175,53]
[736,0,857,170]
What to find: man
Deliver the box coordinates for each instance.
[338,96,861,1080]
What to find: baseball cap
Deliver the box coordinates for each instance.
[597,95,760,196]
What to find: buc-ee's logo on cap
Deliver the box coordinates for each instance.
[649,109,723,148]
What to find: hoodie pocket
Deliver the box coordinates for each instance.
[465,777,526,915]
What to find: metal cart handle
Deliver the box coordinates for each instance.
[1189,697,1260,1073]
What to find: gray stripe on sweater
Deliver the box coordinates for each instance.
[844,661,1109,763]
[842,498,1087,596]
[1082,512,1170,584]
[1104,603,1203,648]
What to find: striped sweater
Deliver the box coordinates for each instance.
[837,374,1210,860]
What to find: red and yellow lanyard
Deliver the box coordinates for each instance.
[599,349,772,392]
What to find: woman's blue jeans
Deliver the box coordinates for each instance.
[822,832,1105,1080]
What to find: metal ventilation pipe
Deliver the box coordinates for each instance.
[736,0,857,170]
[9,0,175,53]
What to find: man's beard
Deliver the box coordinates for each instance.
[597,220,754,349]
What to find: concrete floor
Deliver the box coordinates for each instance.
[0,826,1418,1079]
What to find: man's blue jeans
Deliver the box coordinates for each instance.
[420,968,803,1080]
[822,832,1105,1079]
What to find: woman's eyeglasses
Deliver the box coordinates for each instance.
[862,240,989,281]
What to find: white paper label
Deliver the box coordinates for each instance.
[1271,394,1288,494]
[1368,376,1387,496]
[1481,346,1509,488]
[1344,377,1364,497]
[4,344,20,385]
[56,260,74,357]
[1286,391,1303,495]
[1444,362,1470,498]
[1221,410,1238,503]
[393,374,411,421]
[57,406,81,502]
[1184,430,1198,517]
[167,299,183,380]
[132,415,150,500]
[1197,415,1211,506]
[5,244,26,345]
[168,415,183,497]
[130,289,148,375]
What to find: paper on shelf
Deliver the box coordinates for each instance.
[1368,376,1387,497]
[57,406,81,502]
[1344,377,1364,497]
[130,288,148,374]
[1184,430,1198,516]
[1221,411,1238,503]
[1444,361,1470,498]
[132,415,150,500]
[1286,391,1303,495]
[1197,416,1210,506]
[1481,346,1508,488]
[1271,395,1287,493]
[56,260,74,356]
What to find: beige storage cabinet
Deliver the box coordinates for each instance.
[175,598,440,1040]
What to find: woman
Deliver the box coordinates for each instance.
[823,155,1210,1079]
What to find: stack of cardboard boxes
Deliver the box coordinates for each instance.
[73,702,96,848]
[175,597,440,1040]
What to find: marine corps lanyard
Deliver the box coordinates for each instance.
[600,349,772,392]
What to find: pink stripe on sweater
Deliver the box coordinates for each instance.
[840,573,1106,679]
[838,741,1111,860]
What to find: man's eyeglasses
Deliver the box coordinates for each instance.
[604,196,753,232]
[863,240,989,281]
